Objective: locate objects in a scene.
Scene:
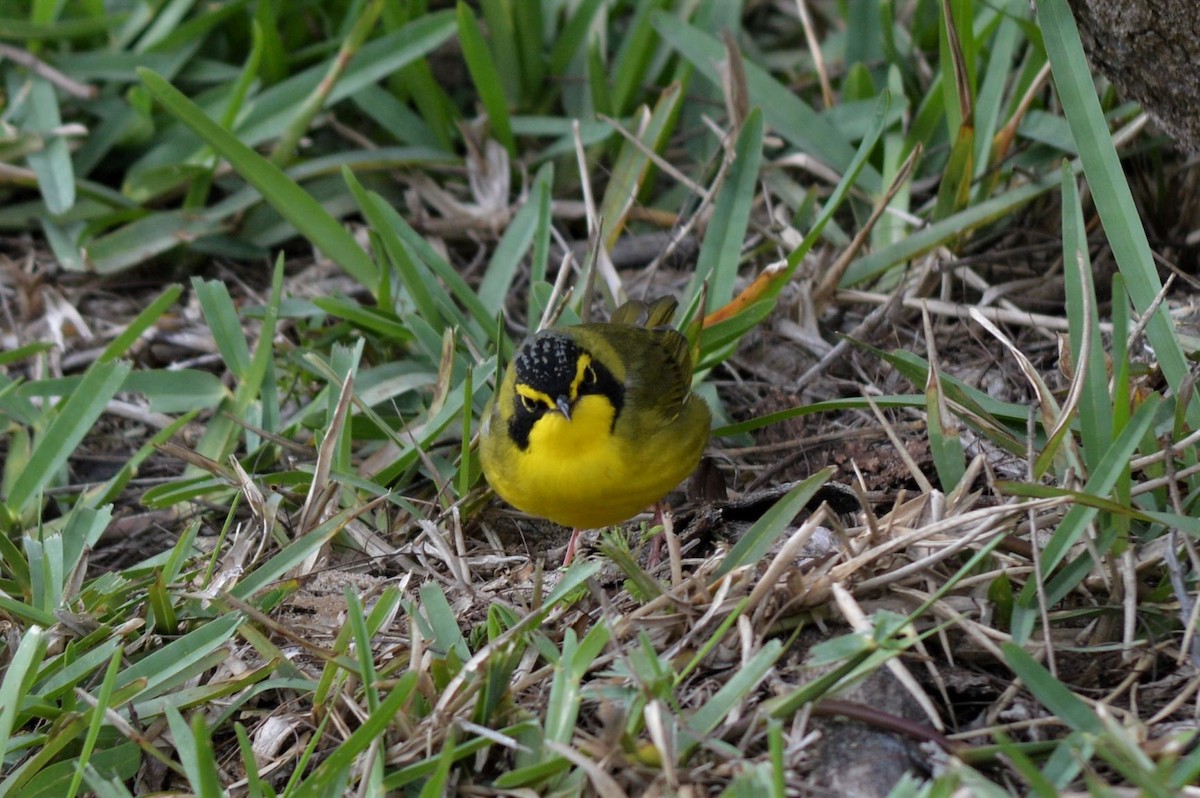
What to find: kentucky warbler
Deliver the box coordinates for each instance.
[480,297,711,563]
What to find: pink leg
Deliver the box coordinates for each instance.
[562,528,583,566]
[646,504,667,567]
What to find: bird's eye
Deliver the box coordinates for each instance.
[584,365,597,385]
[520,395,538,413]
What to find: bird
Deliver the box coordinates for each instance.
[479,296,711,565]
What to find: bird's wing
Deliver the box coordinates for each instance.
[597,296,695,421]
[609,296,678,328]
[641,326,693,417]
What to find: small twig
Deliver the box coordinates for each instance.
[0,162,39,186]
[993,61,1051,159]
[793,274,908,388]
[952,263,1060,342]
[599,113,711,202]
[0,43,98,99]
[1130,426,1200,471]
[270,0,384,165]
[813,699,965,757]
[829,498,1065,583]
[812,142,923,307]
[572,119,622,305]
[1147,667,1200,725]
[793,0,833,109]
[1120,548,1138,663]
[855,514,1010,592]
[1026,405,1057,677]
[1126,273,1175,356]
[536,251,575,332]
[643,118,736,277]
[298,372,355,536]
[832,584,944,731]
[863,393,933,494]
[839,289,1111,332]
[892,585,1010,661]
[724,419,923,456]
[1131,460,1200,496]
[719,31,749,129]
[578,217,605,322]
[1163,438,1200,668]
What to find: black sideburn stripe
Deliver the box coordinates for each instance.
[578,360,624,431]
[508,401,542,451]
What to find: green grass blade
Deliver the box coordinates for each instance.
[654,13,881,193]
[416,582,472,663]
[190,712,224,798]
[115,612,242,696]
[512,0,545,101]
[1036,0,1194,423]
[925,347,966,491]
[689,109,762,309]
[972,10,1022,184]
[598,82,682,253]
[714,468,834,579]
[6,359,131,516]
[526,162,554,320]
[547,0,605,77]
[83,211,221,275]
[0,627,46,761]
[456,2,515,157]
[1011,394,1163,641]
[229,507,360,600]
[609,0,669,115]
[343,169,445,328]
[544,630,583,747]
[138,68,379,289]
[480,0,522,104]
[845,167,1062,285]
[192,277,251,378]
[683,639,783,758]
[0,15,121,40]
[1060,164,1112,470]
[271,0,386,166]
[377,202,496,346]
[97,284,183,361]
[478,170,551,316]
[772,91,891,294]
[22,77,76,215]
[291,672,419,798]
[42,746,140,797]
[1002,642,1101,734]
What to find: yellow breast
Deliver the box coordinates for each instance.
[481,394,705,530]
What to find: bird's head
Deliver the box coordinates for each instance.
[507,330,624,450]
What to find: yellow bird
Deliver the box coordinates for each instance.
[480,297,711,564]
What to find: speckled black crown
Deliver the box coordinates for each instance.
[514,332,582,394]
[506,330,625,450]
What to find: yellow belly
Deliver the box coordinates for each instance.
[482,395,705,529]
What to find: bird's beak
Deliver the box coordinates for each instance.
[555,395,573,421]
